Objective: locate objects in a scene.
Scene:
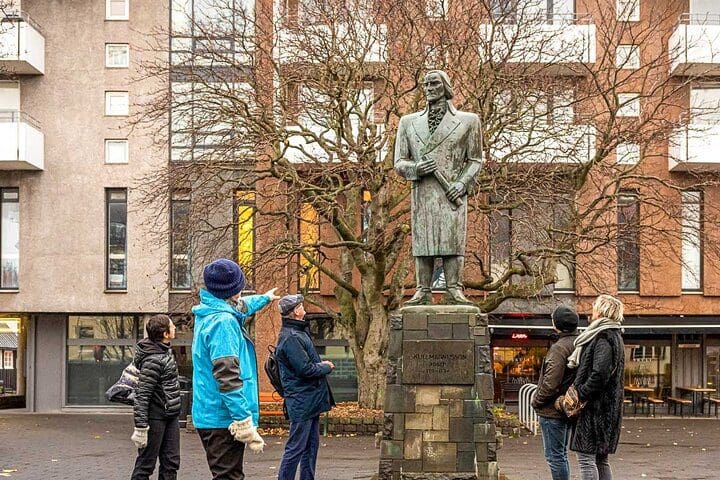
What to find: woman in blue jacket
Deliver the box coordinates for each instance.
[192,259,280,480]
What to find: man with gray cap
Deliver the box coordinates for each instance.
[275,294,335,480]
[532,305,580,480]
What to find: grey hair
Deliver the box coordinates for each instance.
[425,70,454,100]
[593,294,624,322]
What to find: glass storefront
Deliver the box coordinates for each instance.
[706,344,720,396]
[66,315,138,405]
[623,338,672,397]
[493,343,549,404]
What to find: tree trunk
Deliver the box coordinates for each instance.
[352,339,387,409]
[348,295,389,409]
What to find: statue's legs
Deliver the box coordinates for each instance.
[441,256,474,305]
[404,256,434,306]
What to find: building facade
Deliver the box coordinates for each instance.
[2,0,720,412]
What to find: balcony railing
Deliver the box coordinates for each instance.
[0,110,44,170]
[0,11,45,74]
[479,13,596,73]
[490,123,596,164]
[669,123,720,171]
[669,13,720,76]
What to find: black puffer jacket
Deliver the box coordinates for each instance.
[133,338,181,428]
[570,329,624,455]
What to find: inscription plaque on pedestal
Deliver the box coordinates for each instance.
[403,341,474,385]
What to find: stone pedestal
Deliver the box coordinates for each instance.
[378,305,498,480]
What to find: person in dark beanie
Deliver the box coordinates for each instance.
[531,305,580,480]
[131,314,181,480]
[275,294,335,480]
[192,258,280,480]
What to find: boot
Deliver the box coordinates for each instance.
[404,288,432,306]
[440,287,475,305]
[404,256,434,306]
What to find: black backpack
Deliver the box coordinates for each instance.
[264,345,285,397]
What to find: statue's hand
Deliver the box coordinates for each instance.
[417,158,438,176]
[446,182,466,202]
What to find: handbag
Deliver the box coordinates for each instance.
[105,362,140,405]
[555,384,587,419]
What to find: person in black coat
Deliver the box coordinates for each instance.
[567,295,625,480]
[130,315,182,480]
[275,294,335,480]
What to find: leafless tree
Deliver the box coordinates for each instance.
[134,0,720,407]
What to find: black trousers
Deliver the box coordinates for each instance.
[197,428,246,480]
[131,417,180,480]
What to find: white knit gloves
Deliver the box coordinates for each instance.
[131,426,149,449]
[228,417,265,453]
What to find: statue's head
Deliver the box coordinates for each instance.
[423,70,454,103]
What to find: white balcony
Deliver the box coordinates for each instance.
[0,12,45,75]
[0,111,44,170]
[669,123,720,171]
[669,14,720,76]
[490,123,596,164]
[277,21,386,64]
[479,14,596,74]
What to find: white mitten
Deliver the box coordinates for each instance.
[228,417,265,453]
[131,426,149,449]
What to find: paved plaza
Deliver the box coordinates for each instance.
[1,413,719,479]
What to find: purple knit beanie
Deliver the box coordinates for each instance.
[203,259,246,299]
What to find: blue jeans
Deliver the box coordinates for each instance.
[278,415,320,480]
[577,452,612,480]
[539,416,571,480]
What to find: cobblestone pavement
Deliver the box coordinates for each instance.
[1,413,719,479]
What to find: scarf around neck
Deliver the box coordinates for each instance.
[567,316,622,368]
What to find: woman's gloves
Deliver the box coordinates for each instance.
[131,426,149,449]
[228,417,265,453]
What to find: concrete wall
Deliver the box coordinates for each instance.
[0,0,169,314]
[31,314,65,412]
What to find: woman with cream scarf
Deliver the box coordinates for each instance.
[568,295,625,480]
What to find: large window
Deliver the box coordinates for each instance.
[299,203,320,291]
[171,191,192,290]
[618,192,640,291]
[623,339,672,397]
[707,344,720,396]
[106,189,128,290]
[235,190,255,289]
[489,207,511,284]
[1,188,19,289]
[681,191,702,291]
[66,315,137,405]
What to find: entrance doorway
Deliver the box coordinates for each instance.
[0,315,26,408]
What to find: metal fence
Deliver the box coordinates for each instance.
[518,383,539,435]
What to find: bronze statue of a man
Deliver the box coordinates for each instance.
[395,70,483,305]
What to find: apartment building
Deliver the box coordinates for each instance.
[3,0,720,412]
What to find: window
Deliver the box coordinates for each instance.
[624,340,672,396]
[489,206,511,284]
[105,91,129,116]
[3,351,12,370]
[618,192,640,291]
[491,0,517,23]
[552,202,574,292]
[106,0,129,20]
[1,188,19,289]
[299,203,320,291]
[235,190,256,290]
[681,191,702,291]
[616,45,640,69]
[106,189,128,290]
[617,142,640,165]
[617,93,640,117]
[66,315,137,405]
[361,190,372,244]
[171,191,192,290]
[616,0,639,22]
[426,0,448,18]
[105,44,129,68]
[105,139,129,164]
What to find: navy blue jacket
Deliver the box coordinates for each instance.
[276,317,335,422]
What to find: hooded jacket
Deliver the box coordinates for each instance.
[276,317,335,422]
[133,338,181,428]
[191,289,271,429]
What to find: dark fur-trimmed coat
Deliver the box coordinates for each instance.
[570,329,624,455]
